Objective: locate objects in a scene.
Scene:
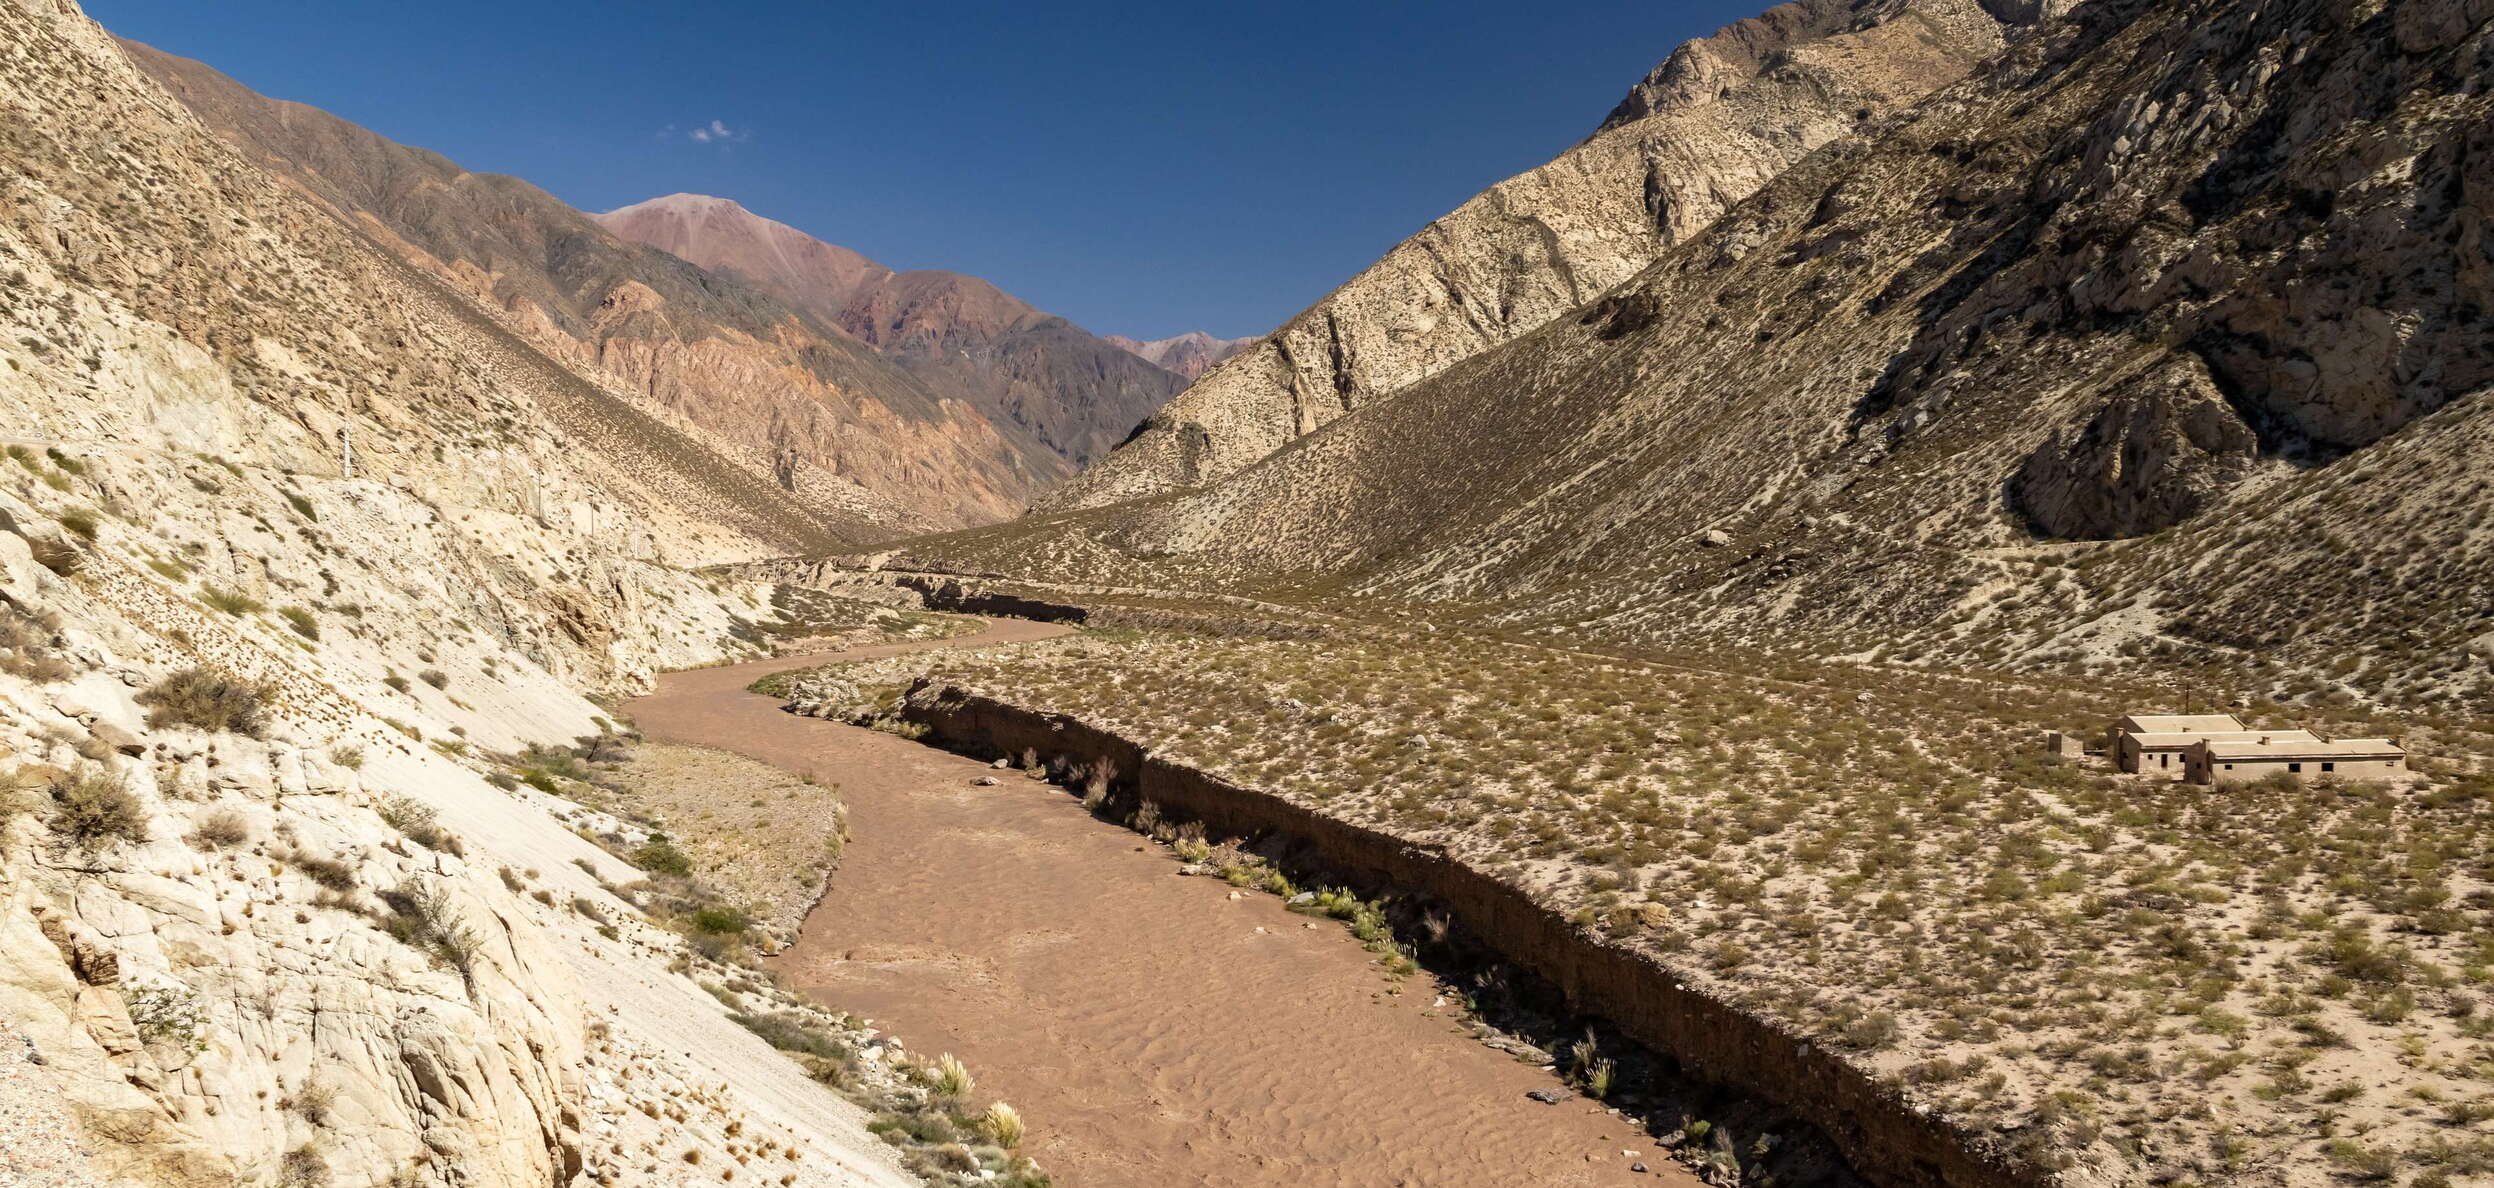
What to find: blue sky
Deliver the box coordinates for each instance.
[90,1,1759,340]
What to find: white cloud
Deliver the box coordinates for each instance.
[687,119,742,144]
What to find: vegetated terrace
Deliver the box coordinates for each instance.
[793,627,2494,1185]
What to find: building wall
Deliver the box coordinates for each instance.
[2193,755,2407,784]
[2118,737,2192,780]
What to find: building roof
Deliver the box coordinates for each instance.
[2119,713,2248,734]
[2198,737,2406,760]
[2129,729,2318,749]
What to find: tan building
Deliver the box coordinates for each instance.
[2187,736,2408,784]
[2105,714,2321,780]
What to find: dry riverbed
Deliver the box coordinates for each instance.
[627,619,1695,1188]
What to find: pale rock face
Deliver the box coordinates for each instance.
[0,0,926,1182]
[1048,0,2045,510]
[0,756,584,1188]
[597,194,896,318]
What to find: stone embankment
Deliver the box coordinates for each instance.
[896,681,2041,1188]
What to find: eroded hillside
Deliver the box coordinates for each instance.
[127,46,1069,533]
[895,0,2494,713]
[1044,0,2057,511]
[0,0,1020,1181]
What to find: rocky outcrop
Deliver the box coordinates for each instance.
[2009,354,2261,539]
[0,734,586,1188]
[1046,0,2048,510]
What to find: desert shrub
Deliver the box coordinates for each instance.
[50,767,144,845]
[278,1142,329,1187]
[870,1109,961,1146]
[187,808,250,849]
[630,834,694,876]
[138,668,274,736]
[54,509,97,540]
[2322,1139,2396,1180]
[377,880,481,976]
[376,797,459,854]
[731,1011,847,1059]
[283,492,317,521]
[125,979,207,1050]
[419,669,449,690]
[286,850,357,891]
[198,585,263,616]
[287,1079,337,1125]
[924,1053,974,1099]
[327,744,363,771]
[278,606,319,641]
[980,1101,1025,1149]
[1844,1010,1903,1050]
[690,906,750,935]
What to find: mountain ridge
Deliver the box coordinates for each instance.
[595,193,1187,472]
[1042,0,2060,513]
[1103,330,1255,380]
[123,41,1084,532]
[881,0,2494,713]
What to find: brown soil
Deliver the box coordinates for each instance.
[627,619,1694,1188]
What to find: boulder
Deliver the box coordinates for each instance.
[89,721,144,757]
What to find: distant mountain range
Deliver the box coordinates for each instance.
[124,45,1223,530]
[1102,331,1254,381]
[596,194,1205,470]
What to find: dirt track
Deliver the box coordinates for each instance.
[628,619,1690,1188]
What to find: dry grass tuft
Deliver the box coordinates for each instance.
[138,667,275,736]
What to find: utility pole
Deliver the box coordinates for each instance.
[338,426,354,481]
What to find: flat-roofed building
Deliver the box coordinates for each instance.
[2115,714,2252,735]
[2107,714,2247,779]
[2187,736,2408,784]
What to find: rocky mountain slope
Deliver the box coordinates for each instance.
[1044,0,2059,511]
[598,194,1185,471]
[894,0,2494,712]
[0,0,1003,1181]
[1101,331,1254,381]
[126,46,1071,532]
